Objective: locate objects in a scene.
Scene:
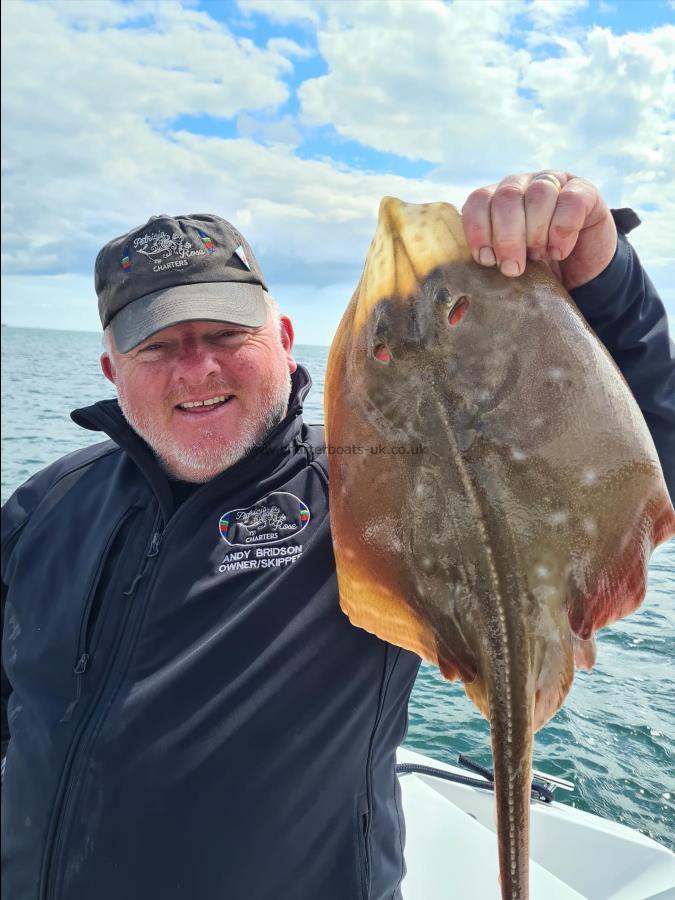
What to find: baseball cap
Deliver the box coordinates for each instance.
[95,213,269,353]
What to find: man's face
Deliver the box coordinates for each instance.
[101,312,297,482]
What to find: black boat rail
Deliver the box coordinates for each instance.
[395,754,573,805]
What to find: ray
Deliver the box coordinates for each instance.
[325,197,675,900]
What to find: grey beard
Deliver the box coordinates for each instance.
[117,372,292,483]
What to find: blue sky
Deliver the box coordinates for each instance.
[2,0,674,344]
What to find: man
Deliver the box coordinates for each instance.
[2,172,673,900]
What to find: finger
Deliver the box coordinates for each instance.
[524,172,568,260]
[547,178,597,261]
[490,175,529,277]
[462,186,497,267]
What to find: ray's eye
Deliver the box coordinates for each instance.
[434,287,470,326]
[373,343,391,363]
[448,295,470,326]
[434,286,451,305]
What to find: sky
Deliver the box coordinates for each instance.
[1,0,674,345]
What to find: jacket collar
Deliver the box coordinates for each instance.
[71,365,313,520]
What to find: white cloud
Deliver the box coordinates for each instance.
[1,0,299,274]
[239,0,322,25]
[235,113,302,147]
[294,3,674,258]
[1,0,673,345]
[266,36,314,58]
[2,0,294,125]
[525,0,588,28]
[38,0,156,29]
[523,25,675,259]
[1,101,473,340]
[1,0,476,345]
[298,0,540,173]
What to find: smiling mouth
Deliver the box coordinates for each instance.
[176,394,234,412]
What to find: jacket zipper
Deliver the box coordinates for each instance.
[39,515,164,900]
[59,507,138,724]
[363,646,400,853]
[357,794,371,899]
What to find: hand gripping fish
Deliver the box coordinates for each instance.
[324,197,675,900]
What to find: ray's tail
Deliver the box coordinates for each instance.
[488,685,534,900]
[466,610,536,900]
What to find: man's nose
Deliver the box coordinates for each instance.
[174,342,220,382]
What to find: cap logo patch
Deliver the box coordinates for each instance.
[132,229,207,273]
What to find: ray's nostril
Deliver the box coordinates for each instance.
[373,343,391,363]
[448,295,470,326]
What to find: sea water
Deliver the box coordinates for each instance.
[2,326,674,850]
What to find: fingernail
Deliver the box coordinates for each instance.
[549,248,563,261]
[479,247,496,266]
[500,259,521,277]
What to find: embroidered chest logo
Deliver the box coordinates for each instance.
[132,230,207,273]
[219,492,310,546]
[217,492,310,574]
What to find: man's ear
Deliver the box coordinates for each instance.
[280,315,298,374]
[100,352,117,385]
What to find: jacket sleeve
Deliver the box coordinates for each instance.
[2,577,11,764]
[2,491,30,763]
[570,209,675,503]
[2,514,24,764]
[1,464,57,761]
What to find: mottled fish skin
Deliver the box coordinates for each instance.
[325,198,675,900]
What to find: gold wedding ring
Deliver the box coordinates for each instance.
[532,172,563,191]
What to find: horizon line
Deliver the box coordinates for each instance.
[0,323,331,348]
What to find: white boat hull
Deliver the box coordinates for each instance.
[397,747,675,900]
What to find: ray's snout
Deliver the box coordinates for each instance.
[365,276,473,367]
